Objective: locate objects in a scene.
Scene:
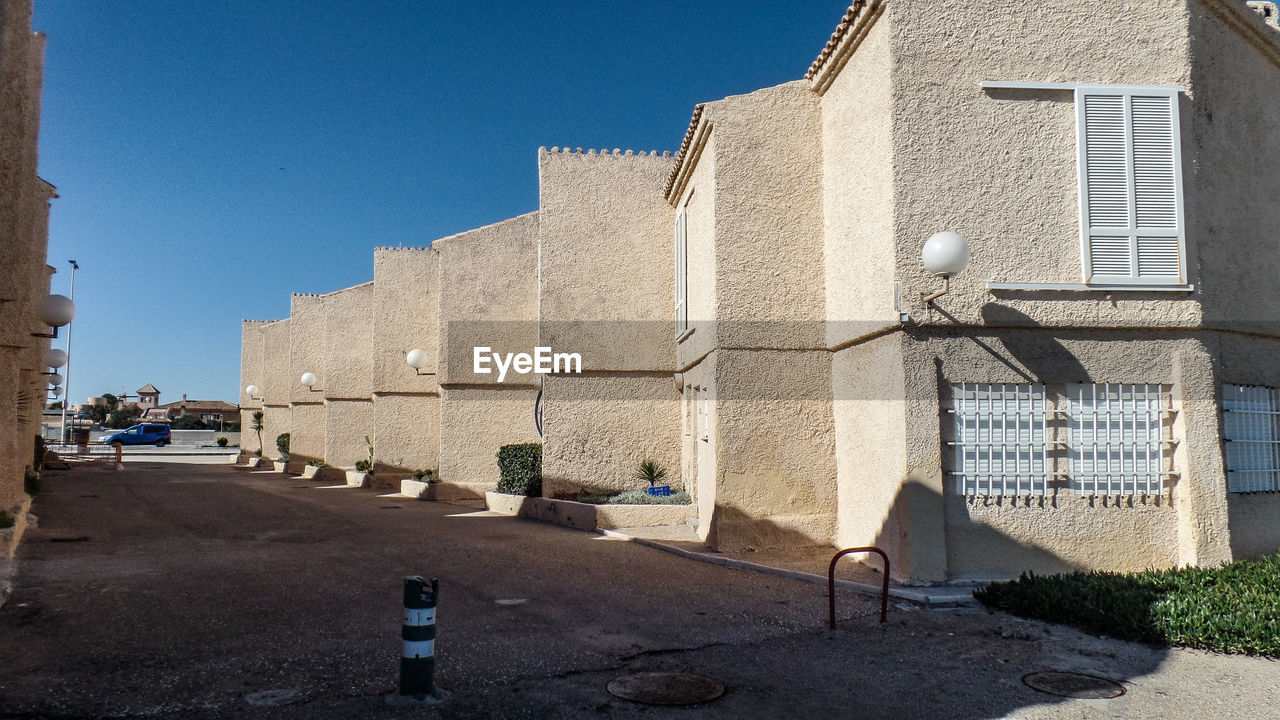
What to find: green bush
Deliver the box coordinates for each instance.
[215,436,229,447]
[496,443,542,497]
[276,433,290,462]
[413,469,439,484]
[976,554,1280,656]
[0,510,12,530]
[308,459,326,468]
[33,435,46,473]
[171,415,204,430]
[24,470,40,496]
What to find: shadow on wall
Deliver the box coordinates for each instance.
[703,504,834,553]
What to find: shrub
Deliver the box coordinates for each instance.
[496,443,542,497]
[634,459,668,488]
[354,459,372,473]
[578,490,691,506]
[33,435,46,473]
[215,436,229,447]
[308,459,326,468]
[171,415,204,430]
[976,554,1280,656]
[276,433,290,462]
[0,511,12,530]
[413,469,439,484]
[24,470,40,496]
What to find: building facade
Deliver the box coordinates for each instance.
[243,0,1280,581]
[0,0,54,532]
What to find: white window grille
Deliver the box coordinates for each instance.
[1076,87,1186,286]
[950,383,1051,496]
[1067,383,1171,495]
[1222,384,1280,493]
[674,204,688,339]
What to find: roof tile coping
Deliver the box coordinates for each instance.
[289,281,374,301]
[1248,1,1280,30]
[663,103,707,201]
[806,0,884,96]
[1206,0,1280,68]
[374,245,433,252]
[539,146,672,158]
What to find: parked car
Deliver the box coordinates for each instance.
[104,423,171,447]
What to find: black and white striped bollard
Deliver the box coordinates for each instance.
[399,575,438,698]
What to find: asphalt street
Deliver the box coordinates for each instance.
[0,464,1276,719]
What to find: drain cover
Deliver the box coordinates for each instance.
[1022,671,1125,699]
[607,672,724,706]
[380,505,402,509]
[49,536,89,543]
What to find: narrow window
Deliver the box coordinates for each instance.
[674,204,688,339]
[1076,87,1185,285]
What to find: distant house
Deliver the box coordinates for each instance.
[158,394,238,426]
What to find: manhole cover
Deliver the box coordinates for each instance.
[245,688,299,707]
[1022,671,1125,699]
[49,536,89,543]
[606,672,724,706]
[380,505,402,509]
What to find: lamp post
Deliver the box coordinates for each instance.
[59,260,78,446]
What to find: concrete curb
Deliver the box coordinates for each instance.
[599,529,977,607]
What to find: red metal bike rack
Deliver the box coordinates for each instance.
[828,546,890,627]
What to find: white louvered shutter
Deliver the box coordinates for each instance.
[674,205,688,338]
[1077,88,1185,285]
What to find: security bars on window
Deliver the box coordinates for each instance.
[1066,383,1172,496]
[950,382,1174,496]
[1222,384,1280,493]
[951,383,1051,496]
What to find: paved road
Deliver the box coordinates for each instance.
[1,465,1276,719]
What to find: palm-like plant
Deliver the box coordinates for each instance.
[634,459,668,488]
[251,410,264,457]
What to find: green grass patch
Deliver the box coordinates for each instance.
[975,553,1280,656]
[575,490,691,506]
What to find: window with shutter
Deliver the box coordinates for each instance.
[674,204,688,339]
[1076,87,1185,285]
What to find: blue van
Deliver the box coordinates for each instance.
[104,423,171,447]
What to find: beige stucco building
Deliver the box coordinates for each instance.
[0,0,55,541]
[243,0,1280,582]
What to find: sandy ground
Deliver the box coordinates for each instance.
[0,463,1276,719]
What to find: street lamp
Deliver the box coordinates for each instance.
[300,372,320,391]
[56,260,78,446]
[920,231,970,305]
[245,384,262,400]
[406,348,429,375]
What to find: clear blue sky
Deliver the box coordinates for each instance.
[35,1,847,405]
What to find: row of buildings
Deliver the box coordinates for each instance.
[0,0,57,527]
[243,0,1280,582]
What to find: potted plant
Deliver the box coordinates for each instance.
[302,459,327,479]
[404,468,440,500]
[273,433,290,473]
[636,459,670,496]
[249,410,264,465]
[345,436,374,487]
